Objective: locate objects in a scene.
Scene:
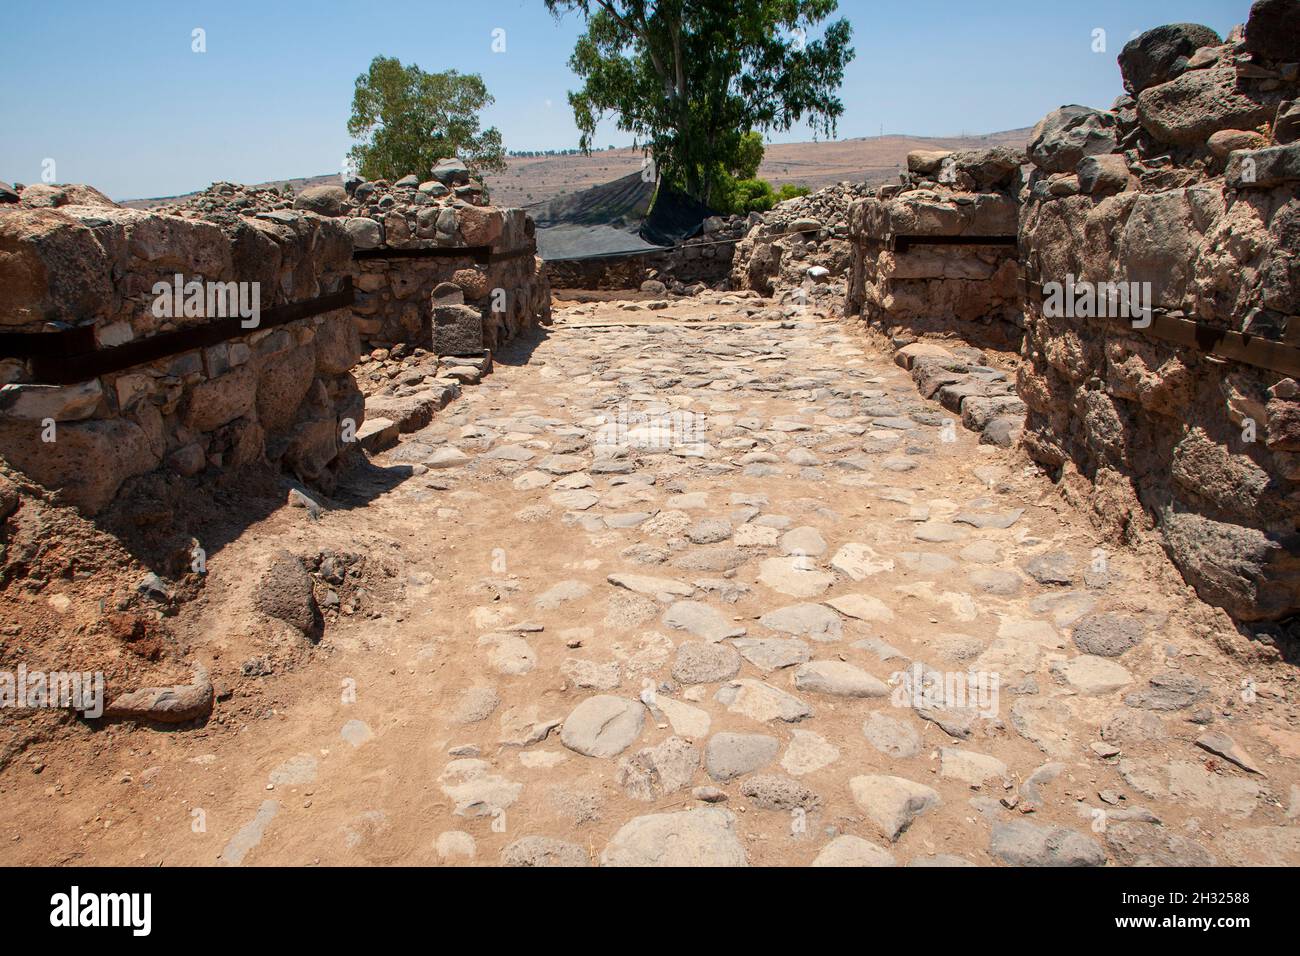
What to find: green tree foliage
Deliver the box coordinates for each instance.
[711,175,811,214]
[347,56,506,181]
[701,131,813,214]
[544,0,853,205]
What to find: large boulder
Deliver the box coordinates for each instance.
[431,159,471,187]
[0,209,114,327]
[0,416,160,514]
[1117,24,1221,94]
[1244,0,1300,60]
[1137,62,1273,146]
[1158,508,1300,621]
[293,185,348,217]
[17,183,117,209]
[1028,106,1117,173]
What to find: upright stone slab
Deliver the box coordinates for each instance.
[432,303,484,356]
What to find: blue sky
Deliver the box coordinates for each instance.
[0,0,1249,200]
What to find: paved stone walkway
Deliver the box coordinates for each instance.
[4,297,1296,867]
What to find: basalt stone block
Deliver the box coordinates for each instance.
[1245,0,1300,60]
[1028,106,1118,174]
[1226,144,1300,188]
[256,344,317,434]
[1275,100,1300,145]
[431,159,471,187]
[1077,154,1132,195]
[293,185,347,217]
[1118,24,1221,94]
[0,416,160,515]
[1159,507,1300,621]
[432,304,484,356]
[344,216,383,250]
[1137,63,1273,146]
[907,150,953,175]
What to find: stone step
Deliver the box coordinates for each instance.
[355,416,398,453]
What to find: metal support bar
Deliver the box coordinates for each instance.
[892,235,1019,253]
[1022,279,1300,378]
[352,244,536,265]
[6,277,355,386]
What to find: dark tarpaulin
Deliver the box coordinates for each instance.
[529,171,719,260]
[638,184,718,247]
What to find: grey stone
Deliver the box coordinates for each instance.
[732,637,810,671]
[1024,548,1076,587]
[810,835,896,867]
[989,820,1106,866]
[1244,0,1300,60]
[617,736,700,800]
[862,711,923,758]
[1072,612,1145,657]
[560,696,645,757]
[793,660,889,697]
[1028,105,1118,173]
[759,603,843,641]
[662,600,745,641]
[432,304,484,356]
[1104,822,1217,866]
[600,807,747,866]
[739,773,821,811]
[705,732,779,781]
[501,836,590,867]
[253,550,322,639]
[1122,671,1209,711]
[340,214,379,248]
[1226,144,1300,189]
[1118,23,1222,94]
[849,774,941,842]
[672,642,742,684]
[1137,62,1273,146]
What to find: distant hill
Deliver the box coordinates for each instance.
[120,129,1033,212]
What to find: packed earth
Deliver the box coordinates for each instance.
[2,291,1296,867]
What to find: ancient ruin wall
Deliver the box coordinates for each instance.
[0,161,555,515]
[845,167,1022,352]
[731,182,867,299]
[346,190,550,351]
[0,194,363,514]
[1017,5,1300,622]
[165,168,551,353]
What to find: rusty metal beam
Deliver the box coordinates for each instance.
[892,235,1018,253]
[352,245,535,264]
[1021,279,1300,379]
[4,277,354,386]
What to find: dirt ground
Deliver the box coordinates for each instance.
[0,294,1296,867]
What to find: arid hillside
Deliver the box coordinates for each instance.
[121,130,1032,211]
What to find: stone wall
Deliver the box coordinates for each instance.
[165,166,552,353]
[0,192,362,513]
[1017,4,1300,623]
[0,158,556,516]
[345,182,551,351]
[730,182,867,300]
[844,150,1023,352]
